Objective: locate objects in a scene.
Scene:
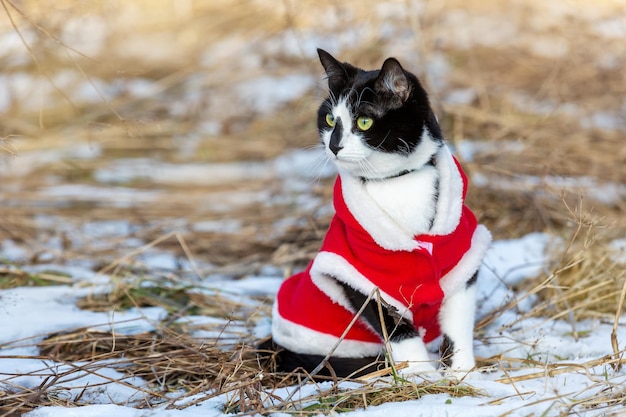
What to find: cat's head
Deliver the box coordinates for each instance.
[316,49,443,180]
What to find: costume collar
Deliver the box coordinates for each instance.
[358,156,436,183]
[359,169,416,183]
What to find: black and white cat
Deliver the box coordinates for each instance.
[266,49,491,378]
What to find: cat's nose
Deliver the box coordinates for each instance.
[329,138,343,155]
[329,119,343,155]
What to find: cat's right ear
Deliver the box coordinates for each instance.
[317,49,355,91]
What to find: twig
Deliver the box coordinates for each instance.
[174,232,203,280]
[611,274,626,371]
[98,231,178,275]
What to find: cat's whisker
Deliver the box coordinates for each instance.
[303,143,324,151]
[305,146,334,185]
[357,100,377,107]
[397,137,412,155]
[312,150,331,170]
[374,131,392,151]
[331,90,343,107]
[359,157,378,180]
[356,87,377,109]
[348,87,358,104]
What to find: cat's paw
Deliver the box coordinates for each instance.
[396,360,438,378]
[443,368,484,381]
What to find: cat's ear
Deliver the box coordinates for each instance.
[317,49,356,91]
[375,58,411,104]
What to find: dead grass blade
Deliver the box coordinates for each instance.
[494,354,626,384]
[0,266,73,288]
[611,277,626,371]
[37,328,256,390]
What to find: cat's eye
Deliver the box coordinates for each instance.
[325,113,335,127]
[356,116,373,131]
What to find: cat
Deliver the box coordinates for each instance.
[264,49,491,378]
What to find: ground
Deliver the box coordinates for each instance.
[1,0,625,416]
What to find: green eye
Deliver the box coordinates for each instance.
[325,113,335,127]
[356,116,373,131]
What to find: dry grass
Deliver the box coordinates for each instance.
[1,0,626,415]
[2,325,485,415]
[37,329,261,393]
[0,266,73,288]
[1,330,264,414]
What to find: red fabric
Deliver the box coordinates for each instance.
[276,160,478,346]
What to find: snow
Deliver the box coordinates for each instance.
[2,231,625,417]
[472,172,626,205]
[61,15,109,57]
[592,17,626,39]
[454,139,525,163]
[444,88,477,106]
[0,142,101,177]
[94,158,272,186]
[0,285,166,348]
[27,405,146,417]
[39,184,163,207]
[192,219,242,234]
[609,238,626,264]
[234,74,316,115]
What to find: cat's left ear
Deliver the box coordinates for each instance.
[375,58,411,104]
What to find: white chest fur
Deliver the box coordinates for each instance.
[364,166,439,237]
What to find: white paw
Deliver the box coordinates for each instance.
[441,355,478,380]
[390,337,435,378]
[397,360,438,377]
[446,355,476,373]
[444,368,484,381]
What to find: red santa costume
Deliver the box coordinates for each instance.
[272,145,491,358]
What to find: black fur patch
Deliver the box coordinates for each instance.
[428,176,440,230]
[329,117,344,155]
[439,334,455,368]
[466,271,478,288]
[336,281,419,342]
[258,339,381,378]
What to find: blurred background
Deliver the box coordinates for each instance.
[1,0,625,275]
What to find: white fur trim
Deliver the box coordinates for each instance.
[430,146,465,235]
[439,225,492,296]
[271,301,382,357]
[310,251,414,322]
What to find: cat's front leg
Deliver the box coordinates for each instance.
[336,281,437,375]
[390,336,436,375]
[438,273,478,377]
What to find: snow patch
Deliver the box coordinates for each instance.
[472,172,626,205]
[234,74,316,114]
[609,238,626,264]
